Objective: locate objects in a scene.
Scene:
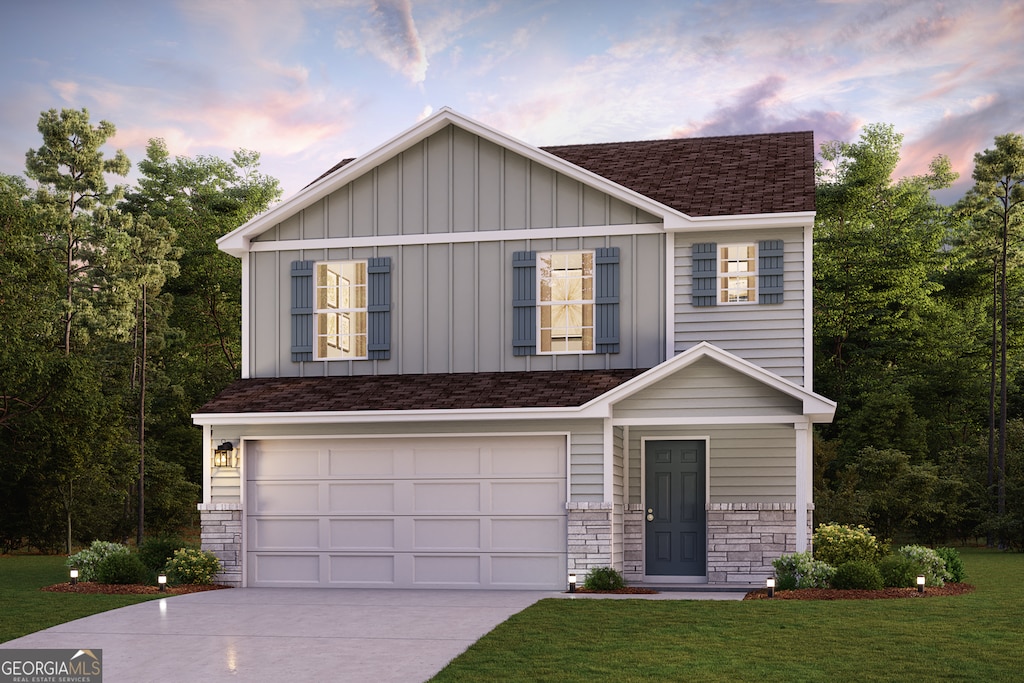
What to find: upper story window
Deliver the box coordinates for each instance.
[718,244,757,304]
[315,261,367,359]
[538,251,594,353]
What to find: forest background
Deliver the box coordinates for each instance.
[1,108,1021,552]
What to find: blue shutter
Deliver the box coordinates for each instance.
[512,251,536,356]
[290,260,314,362]
[759,240,785,304]
[692,242,717,307]
[594,247,620,353]
[367,257,391,360]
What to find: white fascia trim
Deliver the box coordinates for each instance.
[613,415,806,426]
[665,211,815,232]
[240,254,250,379]
[192,404,610,427]
[247,222,666,253]
[665,231,675,361]
[217,108,690,258]
[585,341,836,421]
[804,223,814,392]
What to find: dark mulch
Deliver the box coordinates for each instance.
[743,583,975,600]
[41,582,232,595]
[570,587,660,594]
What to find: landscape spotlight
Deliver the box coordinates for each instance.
[568,573,577,593]
[158,574,167,592]
[916,575,925,593]
[69,568,79,586]
[766,577,775,598]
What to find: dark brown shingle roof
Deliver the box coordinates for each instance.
[199,369,646,414]
[541,132,815,216]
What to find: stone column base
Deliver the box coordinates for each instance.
[623,504,644,580]
[706,502,814,584]
[198,503,242,587]
[566,502,612,582]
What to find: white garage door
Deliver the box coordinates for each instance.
[245,435,567,589]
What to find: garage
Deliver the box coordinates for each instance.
[245,435,567,589]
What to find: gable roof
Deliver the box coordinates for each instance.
[198,369,646,414]
[217,108,815,257]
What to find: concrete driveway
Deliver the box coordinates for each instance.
[1,587,746,682]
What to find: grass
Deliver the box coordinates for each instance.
[431,548,1023,682]
[0,555,162,643]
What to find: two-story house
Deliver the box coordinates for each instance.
[193,108,836,590]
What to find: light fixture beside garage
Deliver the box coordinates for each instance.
[213,441,238,468]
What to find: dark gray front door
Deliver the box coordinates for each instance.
[645,440,706,576]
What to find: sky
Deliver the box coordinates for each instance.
[2,0,1022,205]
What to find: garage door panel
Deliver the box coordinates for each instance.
[328,447,397,476]
[328,483,395,513]
[251,518,321,549]
[414,555,481,585]
[329,519,395,549]
[413,447,482,475]
[413,482,482,513]
[251,449,321,478]
[414,519,481,549]
[329,555,395,584]
[491,555,564,587]
[251,482,321,514]
[252,554,321,584]
[491,518,565,550]
[491,481,564,514]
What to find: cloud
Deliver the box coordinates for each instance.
[50,80,79,103]
[362,0,428,83]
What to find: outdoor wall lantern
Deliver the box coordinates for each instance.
[69,568,79,586]
[214,441,238,468]
[917,575,926,593]
[766,577,775,598]
[158,574,167,592]
[568,573,577,593]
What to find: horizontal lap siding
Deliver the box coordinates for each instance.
[674,228,805,385]
[627,425,796,503]
[247,125,666,377]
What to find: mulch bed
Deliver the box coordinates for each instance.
[571,587,660,594]
[41,582,232,595]
[743,583,975,600]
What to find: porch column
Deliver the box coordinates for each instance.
[794,420,811,551]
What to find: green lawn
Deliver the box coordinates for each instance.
[432,549,1023,682]
[0,555,162,643]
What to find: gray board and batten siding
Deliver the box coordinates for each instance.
[248,124,667,378]
[674,227,806,386]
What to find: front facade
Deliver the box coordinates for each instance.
[193,108,835,590]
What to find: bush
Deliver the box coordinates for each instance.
[878,554,919,588]
[831,560,884,590]
[935,547,966,583]
[66,541,131,582]
[812,523,881,566]
[94,552,151,585]
[895,545,950,587]
[138,536,193,573]
[772,551,835,589]
[165,548,221,585]
[583,567,625,591]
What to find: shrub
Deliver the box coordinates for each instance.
[878,554,919,588]
[935,547,966,583]
[165,548,221,585]
[583,567,625,591]
[831,560,884,590]
[772,551,835,589]
[895,545,950,587]
[812,523,881,566]
[66,541,131,582]
[94,552,151,585]
[138,536,193,573]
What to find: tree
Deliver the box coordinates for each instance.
[956,134,1024,522]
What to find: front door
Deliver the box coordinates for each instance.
[645,440,706,576]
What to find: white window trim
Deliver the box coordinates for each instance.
[314,260,369,360]
[718,243,758,305]
[536,250,596,355]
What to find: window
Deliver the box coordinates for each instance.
[718,244,757,304]
[538,251,594,353]
[315,261,367,358]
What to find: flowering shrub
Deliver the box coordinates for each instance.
[165,548,221,585]
[66,541,131,582]
[894,545,950,587]
[772,551,835,589]
[812,524,881,566]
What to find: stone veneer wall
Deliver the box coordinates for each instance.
[566,502,613,581]
[707,502,813,584]
[623,504,644,580]
[198,503,242,587]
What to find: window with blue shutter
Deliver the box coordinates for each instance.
[290,260,314,362]
[758,240,785,304]
[512,251,537,356]
[367,257,391,359]
[692,242,717,306]
[594,247,620,353]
